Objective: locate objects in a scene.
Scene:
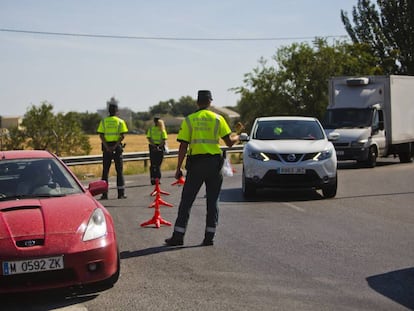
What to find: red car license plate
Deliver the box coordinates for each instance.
[2,256,64,275]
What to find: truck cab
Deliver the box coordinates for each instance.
[322,77,387,167]
[323,104,386,167]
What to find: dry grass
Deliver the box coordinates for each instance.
[70,133,241,180]
[71,134,179,180]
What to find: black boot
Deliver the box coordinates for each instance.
[165,232,184,246]
[118,189,127,199]
[100,193,108,200]
[202,232,215,246]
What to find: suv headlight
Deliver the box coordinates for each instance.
[314,149,333,161]
[248,152,270,161]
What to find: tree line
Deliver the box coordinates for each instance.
[1,0,412,155]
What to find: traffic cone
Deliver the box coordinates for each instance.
[171,175,185,186]
[149,196,173,208]
[141,178,172,228]
[148,178,173,208]
[150,178,170,197]
[140,201,172,228]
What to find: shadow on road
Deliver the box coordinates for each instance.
[1,290,98,311]
[337,159,401,170]
[366,267,414,310]
[120,244,205,259]
[220,187,323,203]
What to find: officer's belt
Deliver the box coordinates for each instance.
[187,154,222,160]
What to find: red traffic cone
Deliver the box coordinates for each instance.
[141,178,172,228]
[171,175,185,186]
[140,204,172,228]
[150,178,170,196]
[149,195,173,208]
[149,178,173,208]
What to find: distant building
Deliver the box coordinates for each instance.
[0,116,23,130]
[209,106,240,124]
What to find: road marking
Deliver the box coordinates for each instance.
[283,202,305,212]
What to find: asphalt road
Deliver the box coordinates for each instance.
[4,158,414,311]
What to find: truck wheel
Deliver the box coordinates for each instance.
[242,170,256,198]
[366,146,377,168]
[322,175,337,198]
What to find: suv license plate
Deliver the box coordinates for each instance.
[3,256,64,275]
[279,167,306,174]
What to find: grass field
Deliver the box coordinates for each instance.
[71,134,180,180]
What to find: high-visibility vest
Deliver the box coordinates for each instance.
[97,116,128,142]
[146,126,168,144]
[177,109,231,155]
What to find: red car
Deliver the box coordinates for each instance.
[0,150,120,293]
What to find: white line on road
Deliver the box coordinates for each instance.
[283,202,305,212]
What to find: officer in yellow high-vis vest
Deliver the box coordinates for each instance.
[97,101,128,200]
[165,90,240,246]
[146,116,168,185]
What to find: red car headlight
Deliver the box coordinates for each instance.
[82,208,108,241]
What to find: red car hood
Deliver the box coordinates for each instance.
[0,194,101,240]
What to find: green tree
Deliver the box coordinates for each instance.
[235,39,380,129]
[79,112,102,134]
[54,112,91,155]
[22,103,57,151]
[171,96,197,116]
[341,0,414,74]
[7,102,91,155]
[2,127,26,150]
[149,100,173,116]
[131,111,151,131]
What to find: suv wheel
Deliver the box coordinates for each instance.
[322,175,337,198]
[242,169,256,198]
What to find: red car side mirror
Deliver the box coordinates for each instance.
[88,180,108,196]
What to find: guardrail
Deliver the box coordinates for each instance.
[61,145,244,166]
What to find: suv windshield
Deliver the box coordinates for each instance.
[253,120,324,140]
[0,158,83,201]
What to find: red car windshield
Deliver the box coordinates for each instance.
[0,158,83,200]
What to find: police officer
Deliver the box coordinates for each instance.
[97,100,128,199]
[146,116,168,185]
[165,90,240,246]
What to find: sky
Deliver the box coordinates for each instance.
[1,0,357,117]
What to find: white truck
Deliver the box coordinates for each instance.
[322,75,414,167]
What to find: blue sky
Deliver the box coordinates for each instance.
[1,0,357,117]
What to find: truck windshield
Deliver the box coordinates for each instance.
[322,108,373,129]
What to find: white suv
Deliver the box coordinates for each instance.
[240,116,338,198]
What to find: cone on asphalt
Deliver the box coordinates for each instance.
[141,178,172,228]
[150,179,170,197]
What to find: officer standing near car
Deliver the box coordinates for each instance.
[146,116,168,185]
[97,99,128,199]
[165,90,241,246]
